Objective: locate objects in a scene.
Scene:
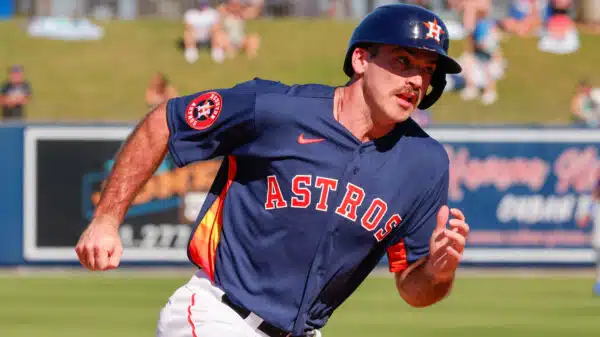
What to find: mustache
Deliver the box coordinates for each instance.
[393,87,420,97]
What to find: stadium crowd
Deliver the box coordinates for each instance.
[181,0,263,64]
[2,0,599,127]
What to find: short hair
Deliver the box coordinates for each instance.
[9,65,23,73]
[354,43,380,58]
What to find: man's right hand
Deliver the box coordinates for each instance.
[75,215,123,271]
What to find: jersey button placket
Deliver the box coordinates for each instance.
[353,145,365,175]
[294,152,354,332]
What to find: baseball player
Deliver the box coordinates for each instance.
[75,4,470,337]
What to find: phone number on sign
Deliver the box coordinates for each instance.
[119,224,193,249]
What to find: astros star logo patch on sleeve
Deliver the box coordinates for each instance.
[185,91,223,130]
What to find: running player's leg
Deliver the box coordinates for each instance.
[156,271,264,337]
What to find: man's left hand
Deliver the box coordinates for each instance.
[425,205,469,283]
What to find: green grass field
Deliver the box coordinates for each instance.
[1,18,600,124]
[0,272,598,337]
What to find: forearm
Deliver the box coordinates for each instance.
[3,96,16,107]
[93,103,170,225]
[571,96,583,117]
[395,258,454,308]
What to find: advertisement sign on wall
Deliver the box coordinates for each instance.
[23,126,600,264]
[23,126,220,262]
[431,128,599,264]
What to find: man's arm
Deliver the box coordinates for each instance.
[76,81,259,271]
[75,103,169,271]
[395,257,453,308]
[571,93,584,120]
[94,102,169,223]
[242,0,263,20]
[0,83,8,106]
[394,206,468,308]
[16,92,30,106]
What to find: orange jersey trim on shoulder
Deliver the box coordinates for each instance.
[188,155,237,282]
[387,239,408,273]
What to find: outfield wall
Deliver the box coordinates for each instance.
[0,124,598,266]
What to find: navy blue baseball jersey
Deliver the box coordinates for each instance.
[166,78,449,335]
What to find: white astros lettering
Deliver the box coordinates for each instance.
[265,175,403,242]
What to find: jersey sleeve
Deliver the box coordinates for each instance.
[166,80,257,167]
[386,168,449,273]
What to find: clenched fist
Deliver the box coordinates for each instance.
[75,215,123,271]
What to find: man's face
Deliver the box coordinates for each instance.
[9,70,24,84]
[579,84,591,95]
[354,45,438,124]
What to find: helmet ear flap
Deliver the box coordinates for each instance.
[418,69,446,110]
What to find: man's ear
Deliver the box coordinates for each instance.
[351,47,371,76]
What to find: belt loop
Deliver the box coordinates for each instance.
[244,312,264,330]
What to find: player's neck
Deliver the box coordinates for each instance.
[334,84,396,142]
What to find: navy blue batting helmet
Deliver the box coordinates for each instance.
[343,4,462,109]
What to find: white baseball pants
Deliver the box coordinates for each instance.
[156,269,271,337]
[155,270,322,337]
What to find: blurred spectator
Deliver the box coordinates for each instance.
[1,65,32,121]
[217,0,263,60]
[181,0,226,64]
[500,0,546,37]
[570,80,600,127]
[537,0,579,54]
[458,1,505,105]
[543,0,573,21]
[145,72,178,109]
[433,0,467,40]
[447,0,493,34]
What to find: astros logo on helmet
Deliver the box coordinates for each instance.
[424,18,444,44]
